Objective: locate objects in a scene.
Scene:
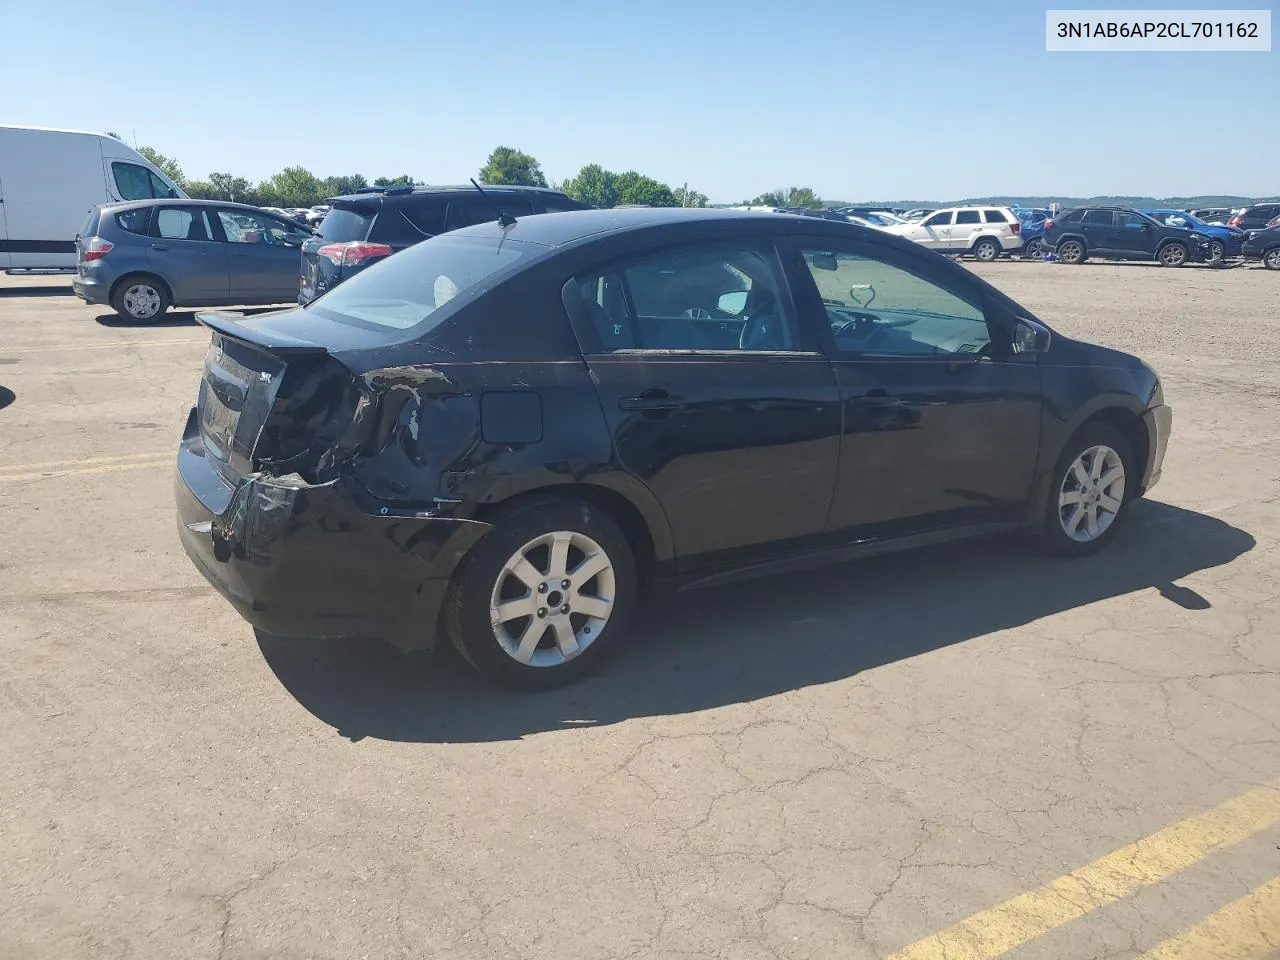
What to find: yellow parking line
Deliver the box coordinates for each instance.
[9,338,206,354]
[887,782,1280,960]
[0,453,172,482]
[1137,875,1280,959]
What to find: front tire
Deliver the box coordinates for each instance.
[1039,424,1135,557]
[1205,239,1225,264]
[972,237,1000,262]
[1022,237,1042,260]
[1057,239,1086,264]
[111,275,169,322]
[1263,247,1280,270]
[445,497,637,688]
[1158,242,1188,267]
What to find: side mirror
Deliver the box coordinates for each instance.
[810,253,838,271]
[1013,317,1051,354]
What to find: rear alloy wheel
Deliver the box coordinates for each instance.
[1057,240,1085,264]
[1158,242,1188,267]
[972,238,1000,262]
[1205,240,1225,264]
[1039,424,1134,557]
[1264,248,1280,270]
[1022,237,1042,260]
[111,277,169,322]
[446,497,637,687]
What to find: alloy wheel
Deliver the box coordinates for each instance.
[1023,238,1042,259]
[123,284,161,319]
[1058,445,1125,543]
[489,530,616,667]
[1059,241,1083,264]
[975,240,998,262]
[1206,240,1224,264]
[1160,243,1187,266]
[1264,248,1280,270]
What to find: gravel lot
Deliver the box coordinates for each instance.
[2,261,1278,960]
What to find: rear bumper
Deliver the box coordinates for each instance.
[71,274,109,304]
[1140,404,1172,494]
[175,422,490,651]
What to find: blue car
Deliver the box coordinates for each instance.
[1012,207,1051,259]
[1141,210,1242,263]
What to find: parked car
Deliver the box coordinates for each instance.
[1188,207,1235,224]
[71,199,313,321]
[0,125,186,273]
[858,212,908,227]
[1013,208,1051,259]
[175,207,1170,687]
[298,184,585,304]
[1241,227,1280,269]
[884,206,1022,261]
[1041,207,1211,266]
[1227,202,1280,232]
[900,208,936,222]
[1267,215,1280,229]
[1140,209,1243,262]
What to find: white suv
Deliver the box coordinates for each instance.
[885,206,1022,261]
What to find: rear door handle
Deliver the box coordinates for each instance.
[619,391,684,412]
[151,243,169,251]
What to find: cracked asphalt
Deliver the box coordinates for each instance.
[2,260,1278,960]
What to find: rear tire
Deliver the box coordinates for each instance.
[111,275,169,322]
[1039,423,1135,558]
[971,237,1001,262]
[1158,242,1188,267]
[444,496,638,688]
[1057,239,1086,264]
[1263,248,1280,270]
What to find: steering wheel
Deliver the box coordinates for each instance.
[682,306,712,319]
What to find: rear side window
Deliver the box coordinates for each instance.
[444,196,536,231]
[1084,210,1114,226]
[317,206,375,242]
[982,209,1009,223]
[111,162,177,201]
[954,210,981,225]
[398,200,448,237]
[114,209,150,234]
[1059,210,1085,223]
[310,235,529,331]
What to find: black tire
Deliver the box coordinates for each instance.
[1205,239,1224,264]
[1022,237,1042,260]
[1263,247,1280,270]
[110,274,170,322]
[972,237,1001,262]
[1039,423,1136,558]
[1057,239,1086,264]
[1158,241,1188,267]
[444,496,638,688]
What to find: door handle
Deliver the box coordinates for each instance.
[150,243,169,251]
[619,390,685,412]
[231,251,249,257]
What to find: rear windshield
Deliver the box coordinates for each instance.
[80,209,101,239]
[310,235,530,331]
[317,206,374,242]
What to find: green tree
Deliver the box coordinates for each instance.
[613,171,677,207]
[751,187,821,209]
[673,186,709,208]
[563,164,619,208]
[373,175,415,187]
[322,174,368,196]
[263,166,324,206]
[186,172,256,203]
[478,146,548,187]
[137,146,186,187]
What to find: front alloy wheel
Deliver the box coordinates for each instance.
[489,530,616,668]
[1022,237,1042,259]
[1058,445,1126,543]
[1264,248,1280,270]
[1205,240,1225,264]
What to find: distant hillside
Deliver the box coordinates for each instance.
[824,195,1279,209]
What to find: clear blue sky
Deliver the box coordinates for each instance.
[3,0,1274,201]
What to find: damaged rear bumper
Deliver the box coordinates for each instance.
[175,433,490,652]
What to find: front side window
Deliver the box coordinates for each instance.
[922,211,953,227]
[577,243,799,352]
[800,247,990,357]
[1115,212,1148,230]
[153,207,214,241]
[218,210,308,246]
[954,210,981,225]
[111,162,176,200]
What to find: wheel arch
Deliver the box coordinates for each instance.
[970,234,1003,254]
[109,270,174,305]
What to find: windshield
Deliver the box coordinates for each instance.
[310,235,530,331]
[1146,211,1200,229]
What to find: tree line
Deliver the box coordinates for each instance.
[127,140,817,211]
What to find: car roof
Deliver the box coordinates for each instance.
[328,184,572,204]
[101,198,267,214]
[446,206,885,248]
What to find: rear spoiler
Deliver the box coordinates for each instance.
[196,311,328,356]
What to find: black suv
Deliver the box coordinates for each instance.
[298,185,585,304]
[1042,206,1211,267]
[1227,202,1280,232]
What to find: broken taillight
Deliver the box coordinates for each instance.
[81,237,114,262]
[316,241,393,268]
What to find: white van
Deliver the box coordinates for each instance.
[0,125,187,272]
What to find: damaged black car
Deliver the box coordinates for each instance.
[176,207,1171,687]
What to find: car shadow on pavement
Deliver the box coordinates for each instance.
[0,284,74,297]
[0,386,15,411]
[256,499,1254,744]
[94,306,282,329]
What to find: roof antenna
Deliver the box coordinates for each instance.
[469,178,517,228]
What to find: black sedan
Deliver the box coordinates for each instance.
[175,208,1172,687]
[1241,227,1280,270]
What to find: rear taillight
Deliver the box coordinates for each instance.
[81,237,114,262]
[316,241,393,267]
[1043,219,1055,230]
[1009,221,1020,234]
